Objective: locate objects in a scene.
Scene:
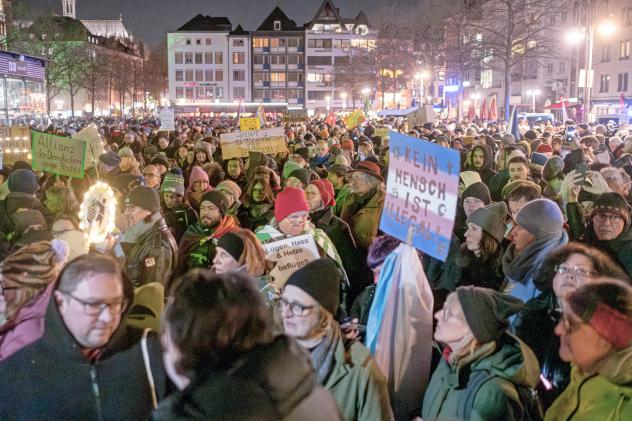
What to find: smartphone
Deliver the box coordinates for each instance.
[575,163,588,180]
[565,127,576,143]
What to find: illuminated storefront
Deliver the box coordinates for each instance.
[0,50,47,125]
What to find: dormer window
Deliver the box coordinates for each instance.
[274,21,281,31]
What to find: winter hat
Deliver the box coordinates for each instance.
[285,258,341,315]
[501,180,542,200]
[294,147,310,161]
[467,202,508,244]
[13,209,47,232]
[591,192,631,224]
[462,182,491,205]
[530,151,548,167]
[543,156,565,182]
[319,128,330,139]
[99,151,122,167]
[117,147,134,158]
[160,172,185,196]
[501,133,516,146]
[126,186,161,214]
[111,174,145,196]
[536,144,554,155]
[150,154,169,169]
[283,160,303,180]
[523,129,538,141]
[275,187,309,223]
[457,286,524,342]
[200,190,229,215]
[8,169,38,195]
[330,145,343,156]
[459,171,483,189]
[341,139,355,151]
[367,235,401,270]
[518,141,532,157]
[350,161,384,182]
[515,198,563,239]
[216,231,244,261]
[310,179,336,207]
[288,168,311,187]
[216,180,242,200]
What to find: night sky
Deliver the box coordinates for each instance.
[19,0,417,45]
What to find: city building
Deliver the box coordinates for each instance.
[251,7,305,106]
[304,0,376,113]
[167,13,252,111]
[0,49,47,125]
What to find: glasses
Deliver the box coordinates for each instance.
[281,298,314,317]
[63,292,128,316]
[554,264,595,279]
[594,212,624,224]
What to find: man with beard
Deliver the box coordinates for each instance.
[176,191,237,278]
[160,171,198,242]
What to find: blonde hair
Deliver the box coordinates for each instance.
[119,155,140,175]
[233,228,270,277]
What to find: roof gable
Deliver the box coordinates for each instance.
[306,0,344,29]
[177,14,232,32]
[256,6,301,31]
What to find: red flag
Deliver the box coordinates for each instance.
[467,100,476,120]
[480,99,488,120]
[488,97,498,121]
[325,111,335,127]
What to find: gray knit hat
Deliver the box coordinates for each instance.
[515,198,563,239]
[160,172,185,196]
[467,202,508,244]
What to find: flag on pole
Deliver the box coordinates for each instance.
[256,104,266,127]
[507,105,520,141]
[236,99,246,121]
[488,97,498,121]
[480,99,487,120]
[561,101,569,123]
[620,93,626,110]
[364,96,370,115]
[325,111,335,127]
[344,109,366,128]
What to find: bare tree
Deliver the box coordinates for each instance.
[83,45,108,115]
[58,42,90,116]
[334,50,376,109]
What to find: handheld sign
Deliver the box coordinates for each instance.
[78,181,118,244]
[220,127,286,159]
[73,123,105,165]
[379,131,460,261]
[239,117,261,132]
[262,234,320,287]
[31,131,87,178]
[159,108,175,131]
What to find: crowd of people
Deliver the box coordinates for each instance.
[0,113,631,420]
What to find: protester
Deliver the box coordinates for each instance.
[239,175,275,230]
[160,171,198,242]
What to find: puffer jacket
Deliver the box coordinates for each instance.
[0,192,50,237]
[151,335,342,421]
[121,216,178,289]
[545,347,632,420]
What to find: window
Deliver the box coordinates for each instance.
[184,52,193,64]
[196,87,204,98]
[287,38,300,48]
[307,73,332,83]
[195,53,203,64]
[233,39,245,47]
[602,44,611,62]
[287,55,304,65]
[307,56,332,65]
[307,91,329,100]
[196,39,201,45]
[270,73,286,82]
[185,87,194,99]
[253,90,270,100]
[253,72,270,83]
[307,39,332,49]
[205,70,213,81]
[195,70,204,81]
[215,69,224,81]
[333,39,350,49]
[205,87,214,98]
[253,55,269,65]
[175,70,183,81]
[205,52,213,64]
[545,63,553,75]
[287,72,304,82]
[232,52,245,64]
[600,74,610,93]
[205,38,212,45]
[334,56,350,65]
[185,70,193,82]
[271,89,286,100]
[233,87,246,99]
[623,7,632,27]
[215,52,223,64]
[253,37,269,48]
[271,55,286,65]
[558,61,565,73]
[185,38,191,45]
[216,87,224,98]
[274,20,281,31]
[270,38,287,48]
[620,40,631,59]
[233,70,246,81]
[288,89,303,99]
[618,73,629,92]
[176,87,184,98]
[175,52,183,64]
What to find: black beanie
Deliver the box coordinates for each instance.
[200,190,229,215]
[8,169,39,195]
[462,182,491,205]
[288,169,311,187]
[217,231,244,261]
[126,186,161,214]
[285,258,340,315]
[456,286,524,343]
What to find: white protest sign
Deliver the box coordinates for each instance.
[72,123,105,165]
[159,108,175,131]
[263,233,320,287]
[220,126,286,159]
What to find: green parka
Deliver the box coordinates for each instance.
[422,333,540,421]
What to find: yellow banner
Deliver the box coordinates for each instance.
[220,127,286,159]
[345,109,366,128]
[239,117,261,132]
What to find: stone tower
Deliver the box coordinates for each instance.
[62,0,75,19]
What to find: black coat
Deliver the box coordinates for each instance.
[0,299,167,421]
[151,335,341,421]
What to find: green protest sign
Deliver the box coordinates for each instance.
[31,131,87,179]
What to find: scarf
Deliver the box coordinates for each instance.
[309,321,342,385]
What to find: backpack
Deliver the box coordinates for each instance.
[456,368,544,421]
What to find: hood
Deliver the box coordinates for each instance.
[594,346,632,385]
[193,141,214,161]
[467,144,494,171]
[469,333,540,388]
[5,192,43,215]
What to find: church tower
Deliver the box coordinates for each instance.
[62,0,75,19]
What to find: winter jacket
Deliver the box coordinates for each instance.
[340,185,385,251]
[465,145,497,186]
[455,246,506,291]
[163,203,198,243]
[423,233,464,294]
[310,153,337,169]
[323,338,394,421]
[151,335,342,421]
[0,192,50,238]
[0,296,167,420]
[121,216,178,289]
[545,347,632,421]
[422,333,540,421]
[488,169,511,202]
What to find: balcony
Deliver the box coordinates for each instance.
[271,64,286,71]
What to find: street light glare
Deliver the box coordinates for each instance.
[598,20,616,36]
[565,28,583,44]
[361,88,370,95]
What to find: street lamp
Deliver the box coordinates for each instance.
[340,92,347,109]
[414,71,429,104]
[526,89,541,113]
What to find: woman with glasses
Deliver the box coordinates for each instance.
[239,174,275,231]
[281,259,393,421]
[515,242,629,409]
[545,279,632,420]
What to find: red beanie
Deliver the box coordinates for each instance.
[275,187,310,222]
[311,179,336,207]
[536,144,554,154]
[341,139,354,150]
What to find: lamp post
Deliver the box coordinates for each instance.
[340,92,347,110]
[414,71,430,104]
[325,95,331,112]
[526,89,540,113]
